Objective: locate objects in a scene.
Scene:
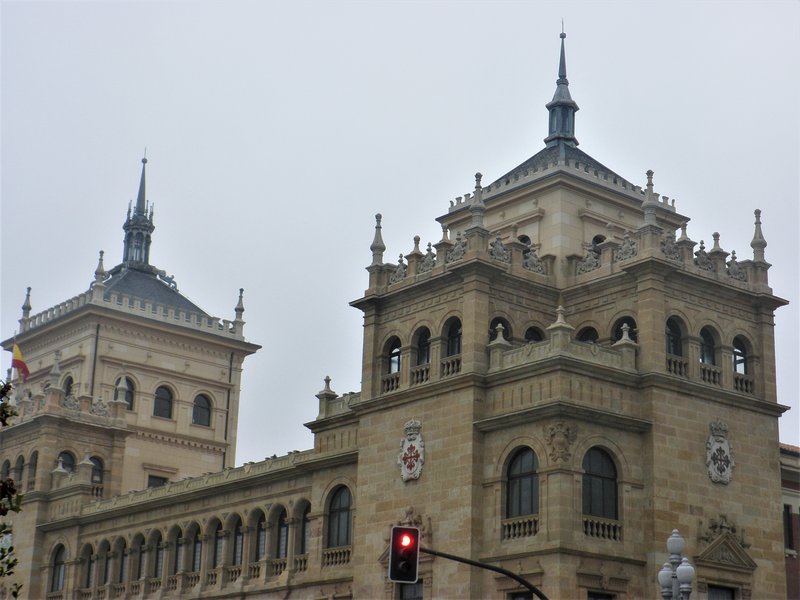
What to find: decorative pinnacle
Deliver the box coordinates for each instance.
[235,288,245,318]
[21,286,32,316]
[135,156,148,215]
[370,213,386,266]
[475,172,483,190]
[750,208,767,261]
[94,250,106,282]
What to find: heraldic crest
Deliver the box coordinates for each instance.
[398,418,425,482]
[706,419,735,484]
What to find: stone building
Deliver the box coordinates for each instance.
[0,33,793,600]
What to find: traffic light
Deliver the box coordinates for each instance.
[388,526,420,583]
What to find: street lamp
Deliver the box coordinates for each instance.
[658,529,695,600]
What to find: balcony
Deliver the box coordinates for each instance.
[583,515,622,541]
[501,514,539,540]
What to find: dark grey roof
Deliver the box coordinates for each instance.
[102,266,208,316]
[489,143,631,190]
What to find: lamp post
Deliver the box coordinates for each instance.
[658,529,695,600]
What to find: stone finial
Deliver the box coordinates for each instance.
[439,223,450,243]
[412,235,421,255]
[750,209,767,262]
[642,170,658,225]
[21,287,32,319]
[678,222,689,241]
[316,376,337,402]
[234,288,245,319]
[475,172,483,191]
[370,213,386,266]
[711,232,722,252]
[94,250,106,283]
[547,305,574,331]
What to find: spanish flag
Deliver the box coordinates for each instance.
[11,344,29,383]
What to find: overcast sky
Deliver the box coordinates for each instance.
[2,1,798,462]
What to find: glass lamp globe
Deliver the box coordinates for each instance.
[658,562,673,589]
[667,529,685,555]
[676,557,695,585]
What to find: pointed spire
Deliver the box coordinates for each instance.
[544,30,579,148]
[750,209,767,262]
[235,288,245,319]
[370,213,386,266]
[135,157,147,215]
[94,250,106,283]
[21,287,32,318]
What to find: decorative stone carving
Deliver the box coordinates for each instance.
[696,515,756,574]
[417,244,436,274]
[398,419,425,481]
[489,236,510,263]
[694,241,715,271]
[90,397,109,416]
[522,245,545,273]
[706,419,734,484]
[63,393,80,410]
[613,231,637,261]
[446,233,466,263]
[156,270,178,290]
[389,254,407,284]
[546,422,577,463]
[660,231,681,262]
[726,250,747,281]
[698,514,750,548]
[576,249,600,274]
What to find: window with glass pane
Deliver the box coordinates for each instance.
[173,538,184,574]
[327,486,352,547]
[192,535,202,572]
[582,447,617,519]
[276,510,289,559]
[51,545,66,592]
[102,550,110,584]
[85,553,95,588]
[707,586,735,600]
[665,318,683,356]
[301,506,311,554]
[119,543,128,583]
[733,337,748,374]
[256,515,266,561]
[506,448,539,517]
[233,520,244,566]
[416,329,431,365]
[90,456,104,484]
[58,451,76,473]
[388,339,401,374]
[136,544,145,580]
[154,538,164,578]
[214,524,223,567]
[699,327,716,365]
[153,386,173,419]
[192,394,212,426]
[446,321,462,356]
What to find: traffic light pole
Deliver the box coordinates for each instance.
[419,547,549,600]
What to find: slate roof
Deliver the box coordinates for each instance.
[102,265,208,317]
[489,143,632,190]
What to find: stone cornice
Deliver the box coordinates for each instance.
[474,400,652,433]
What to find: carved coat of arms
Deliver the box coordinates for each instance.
[398,419,425,482]
[706,419,735,484]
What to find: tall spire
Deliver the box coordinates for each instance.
[544,30,579,148]
[122,156,155,266]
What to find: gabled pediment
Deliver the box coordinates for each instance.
[695,531,757,573]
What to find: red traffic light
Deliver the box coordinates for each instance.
[389,526,420,583]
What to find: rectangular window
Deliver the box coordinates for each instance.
[148,475,169,488]
[192,538,202,572]
[587,593,615,600]
[785,504,796,550]
[508,593,533,600]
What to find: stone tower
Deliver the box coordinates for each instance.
[0,158,260,595]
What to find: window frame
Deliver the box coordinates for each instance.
[582,447,618,520]
[506,447,539,518]
[192,394,212,427]
[327,486,352,548]
[153,385,174,419]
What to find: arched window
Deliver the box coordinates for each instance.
[276,509,289,559]
[518,234,532,246]
[445,319,462,357]
[591,234,606,253]
[415,328,431,365]
[665,318,683,356]
[13,456,24,483]
[232,518,244,566]
[613,317,638,343]
[153,532,164,578]
[90,456,104,484]
[83,545,96,589]
[51,544,67,593]
[733,336,748,374]
[58,451,76,473]
[171,529,183,575]
[192,395,212,427]
[700,327,716,365]
[0,460,9,479]
[506,448,539,517]
[524,327,544,343]
[63,375,74,397]
[327,486,352,548]
[582,447,617,520]
[153,386,173,419]
[212,522,223,567]
[300,505,311,555]
[99,540,111,585]
[27,451,38,490]
[191,528,203,572]
[388,338,402,374]
[114,377,135,410]
[133,535,146,581]
[489,317,512,342]
[117,539,128,583]
[577,327,599,343]
[255,513,267,562]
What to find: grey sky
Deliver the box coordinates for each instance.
[2,1,798,463]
